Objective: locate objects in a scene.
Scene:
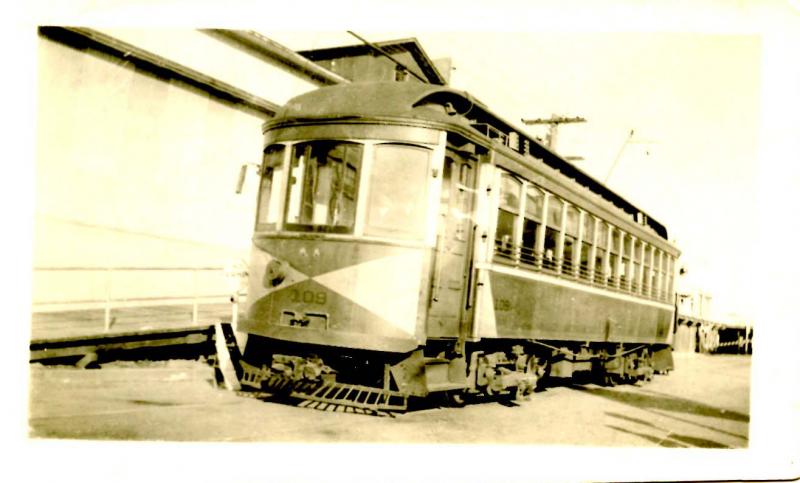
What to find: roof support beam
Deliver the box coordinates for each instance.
[202,29,349,86]
[38,27,281,118]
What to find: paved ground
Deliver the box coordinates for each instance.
[28,352,750,447]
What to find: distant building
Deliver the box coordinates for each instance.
[678,290,713,320]
[298,38,450,84]
[674,277,752,354]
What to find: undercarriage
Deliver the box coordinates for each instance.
[218,326,673,414]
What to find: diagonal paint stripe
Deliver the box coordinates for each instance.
[253,237,405,277]
[313,250,424,337]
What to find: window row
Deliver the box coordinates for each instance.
[494,169,675,301]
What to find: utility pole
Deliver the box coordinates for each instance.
[521,114,587,152]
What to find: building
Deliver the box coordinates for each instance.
[297,38,450,84]
[673,268,752,354]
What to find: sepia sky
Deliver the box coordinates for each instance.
[268,30,761,321]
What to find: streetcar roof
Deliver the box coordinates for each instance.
[268,82,671,241]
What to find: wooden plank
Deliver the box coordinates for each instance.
[30,332,211,361]
[213,323,241,391]
[30,325,214,346]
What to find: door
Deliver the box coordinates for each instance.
[427,149,477,340]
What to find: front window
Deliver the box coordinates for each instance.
[364,143,431,240]
[256,144,286,229]
[285,141,363,233]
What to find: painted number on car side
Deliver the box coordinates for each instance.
[495,298,512,311]
[290,289,327,305]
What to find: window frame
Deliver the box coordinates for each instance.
[520,184,544,266]
[542,195,563,271]
[283,140,365,234]
[363,142,434,241]
[494,170,523,261]
[254,143,288,232]
[562,203,579,275]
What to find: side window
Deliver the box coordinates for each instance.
[521,186,544,265]
[654,249,663,299]
[256,144,285,229]
[620,232,631,288]
[642,243,652,295]
[495,171,521,260]
[595,221,607,284]
[579,213,594,280]
[609,227,621,285]
[666,255,675,302]
[543,197,562,270]
[632,238,642,292]
[563,205,579,274]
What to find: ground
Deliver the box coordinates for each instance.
[28,352,749,447]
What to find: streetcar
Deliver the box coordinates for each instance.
[233,81,680,412]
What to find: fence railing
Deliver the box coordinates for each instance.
[31,266,246,332]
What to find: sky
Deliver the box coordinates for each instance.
[267,30,761,321]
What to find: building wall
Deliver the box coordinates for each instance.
[33,31,322,307]
[314,51,423,83]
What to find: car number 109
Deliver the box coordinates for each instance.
[289,289,327,305]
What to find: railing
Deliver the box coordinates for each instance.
[492,240,669,303]
[31,266,246,332]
